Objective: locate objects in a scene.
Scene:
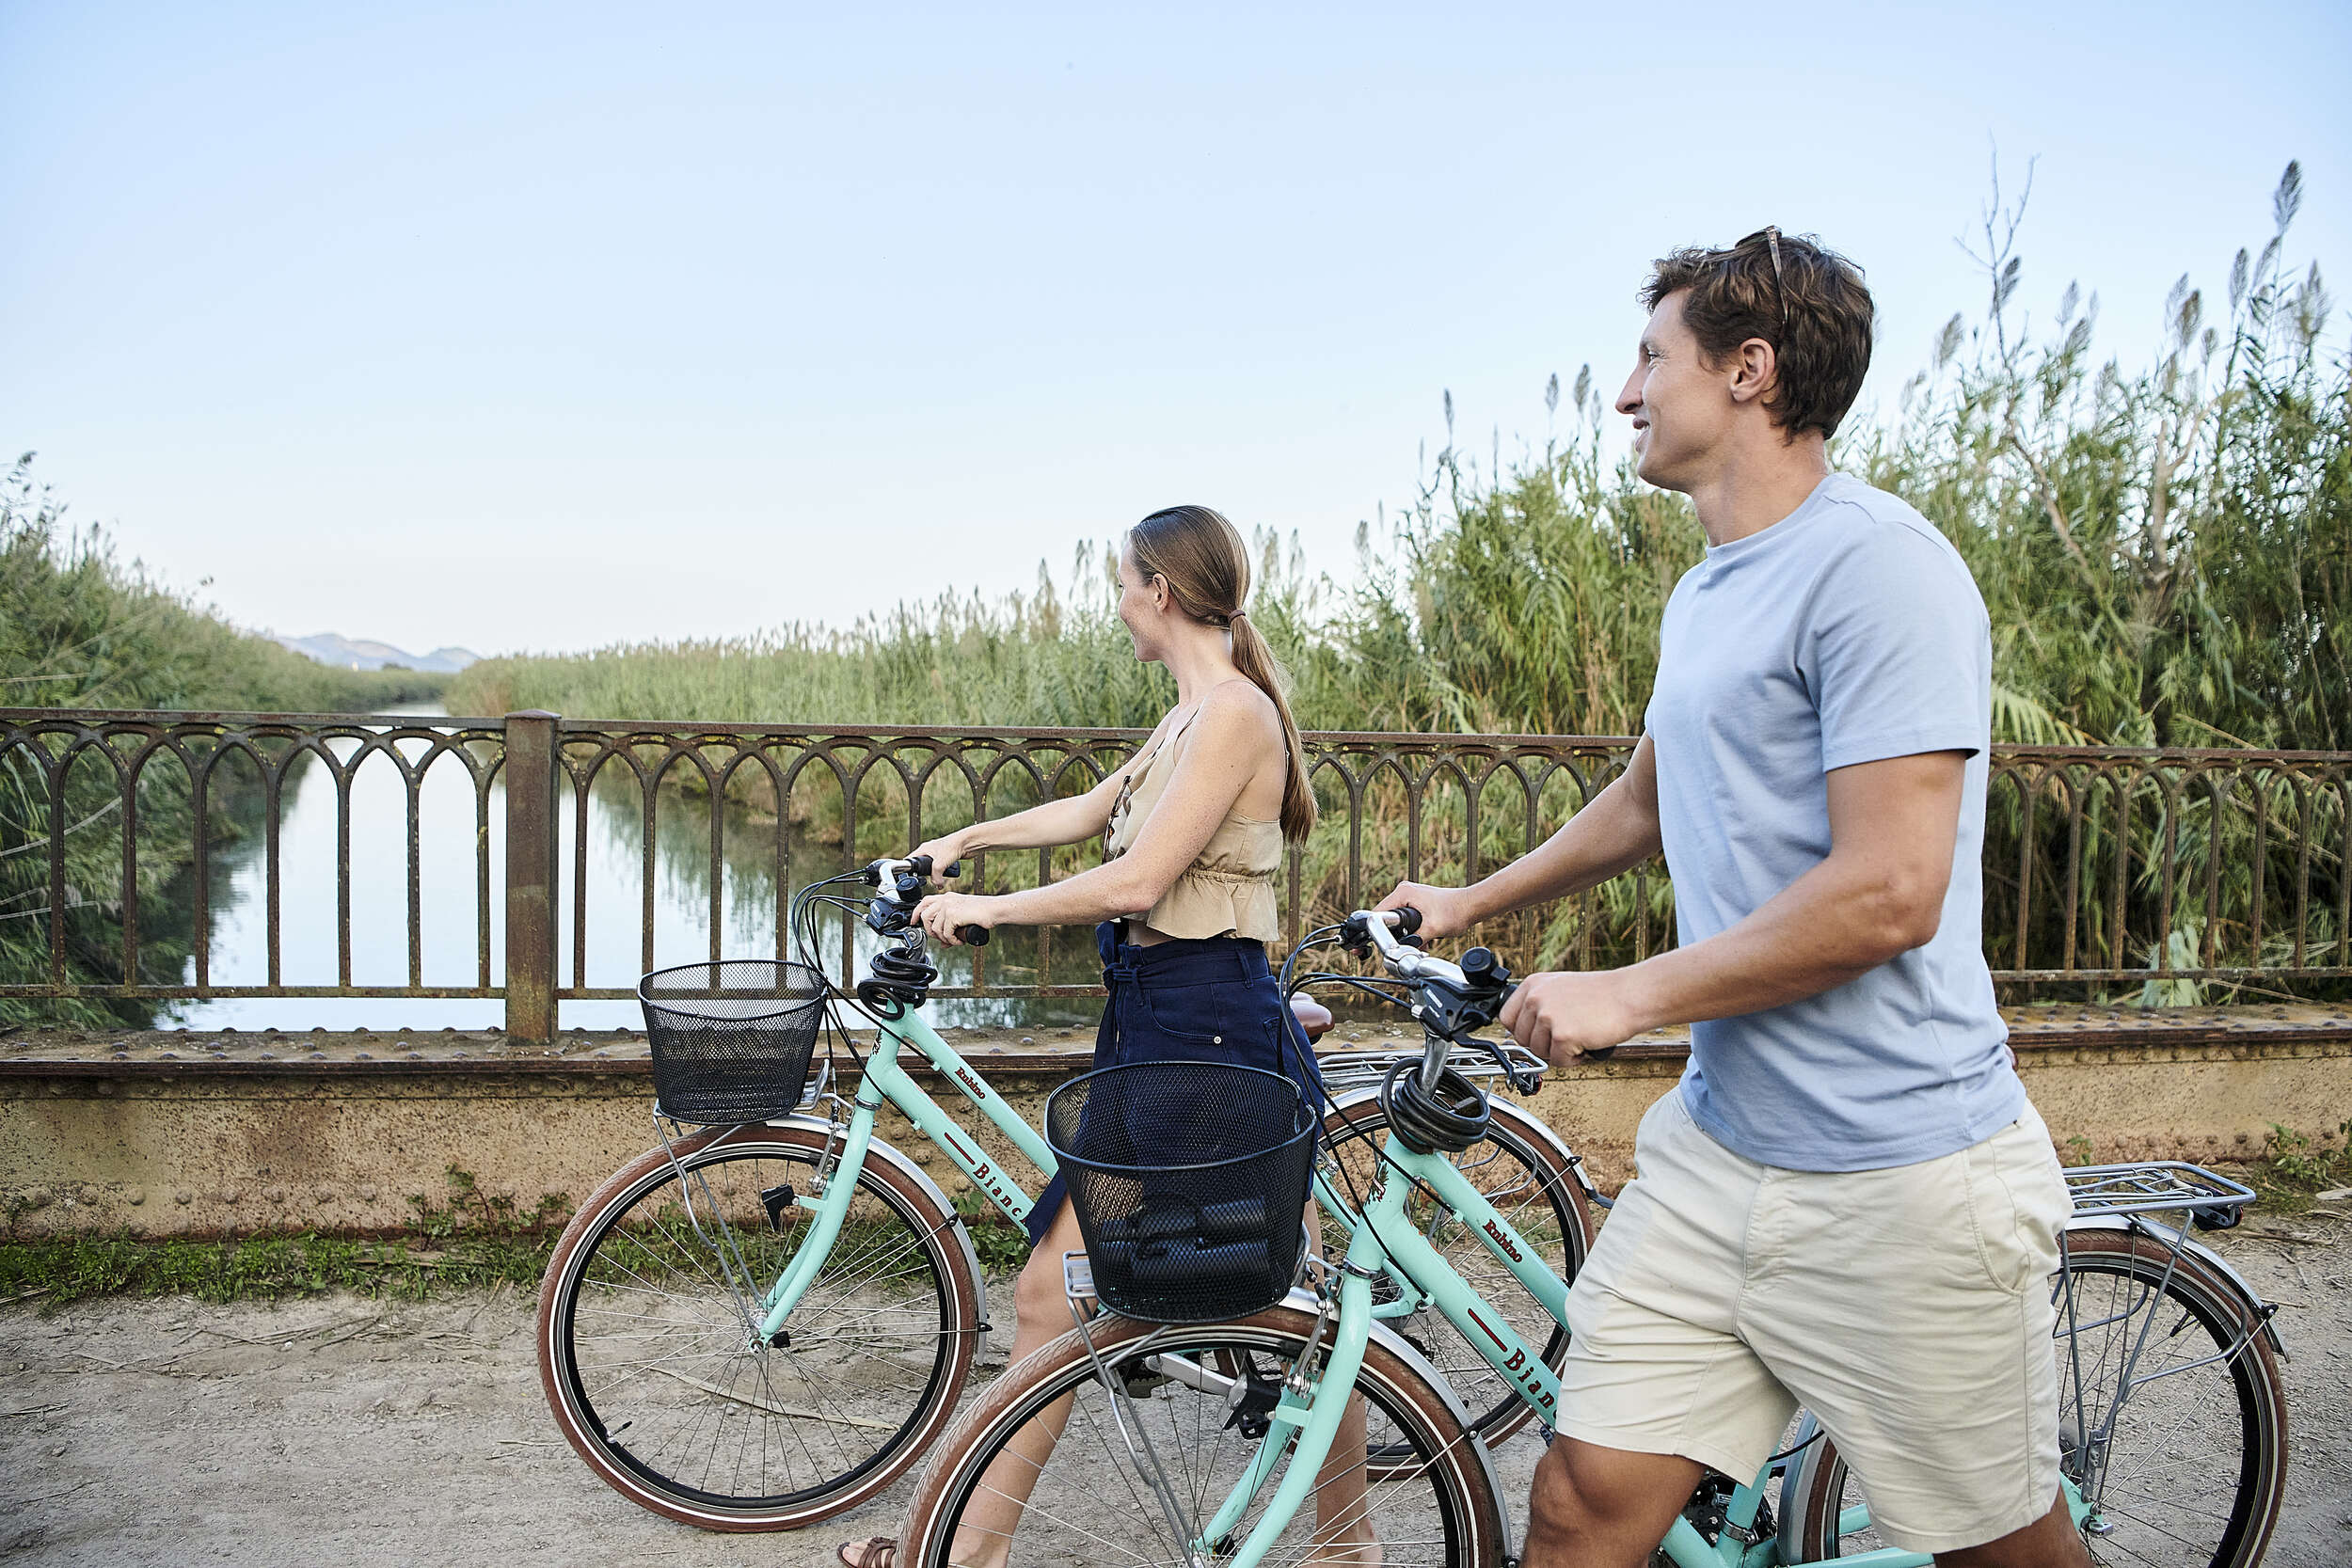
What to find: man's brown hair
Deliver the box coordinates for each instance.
[1640,230,1874,440]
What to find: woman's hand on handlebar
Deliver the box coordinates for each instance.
[914,890,998,947]
[1375,881,1477,942]
[909,835,969,885]
[1499,968,1645,1067]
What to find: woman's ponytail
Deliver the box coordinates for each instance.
[1224,610,1318,842]
[1128,508,1320,843]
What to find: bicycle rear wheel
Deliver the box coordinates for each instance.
[536,1123,981,1529]
[1321,1092,1592,1460]
[1784,1226,2288,1566]
[898,1303,1508,1568]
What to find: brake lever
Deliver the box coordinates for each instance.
[1461,1034,1547,1096]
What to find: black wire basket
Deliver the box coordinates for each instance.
[637,959,828,1125]
[1046,1061,1316,1323]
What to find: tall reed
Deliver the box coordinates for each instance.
[450,165,2347,1000]
[460,164,2345,759]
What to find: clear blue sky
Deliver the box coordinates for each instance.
[5,2,2346,659]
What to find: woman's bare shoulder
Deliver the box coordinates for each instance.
[1194,679,1282,744]
[1199,676,1277,719]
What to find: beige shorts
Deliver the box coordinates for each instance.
[1555,1086,2072,1556]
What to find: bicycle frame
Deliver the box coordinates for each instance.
[736,977,1533,1343]
[753,1000,1058,1339]
[1093,913,2222,1566]
[749,1000,1451,1340]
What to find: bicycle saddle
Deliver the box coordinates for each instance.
[1289,994,1334,1043]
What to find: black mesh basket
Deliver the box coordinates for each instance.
[637,959,828,1125]
[1046,1061,1316,1323]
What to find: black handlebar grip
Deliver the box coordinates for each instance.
[956,924,990,946]
[907,853,933,879]
[1391,905,1422,937]
[1581,1045,1616,1061]
[942,860,963,879]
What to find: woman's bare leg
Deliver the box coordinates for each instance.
[945,1200,1091,1568]
[934,1200,1378,1568]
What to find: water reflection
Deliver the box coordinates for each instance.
[169,705,1094,1032]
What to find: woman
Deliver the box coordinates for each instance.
[837,505,1375,1568]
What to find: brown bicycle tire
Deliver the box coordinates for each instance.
[1786,1227,2288,1566]
[535,1122,982,1531]
[898,1302,1508,1568]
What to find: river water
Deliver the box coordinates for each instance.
[167,705,1082,1032]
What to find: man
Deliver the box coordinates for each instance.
[1379,230,2084,1567]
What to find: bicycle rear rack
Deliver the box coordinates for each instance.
[2062,1161,2254,1221]
[1318,1040,1547,1093]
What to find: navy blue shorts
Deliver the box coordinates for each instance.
[1024,923,1326,1245]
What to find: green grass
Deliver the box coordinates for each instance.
[2248,1118,2352,1209]
[0,1165,568,1307]
[0,1229,559,1307]
[0,1166,1047,1307]
[7,1121,2335,1307]
[952,1190,1033,1274]
[11,163,2347,1015]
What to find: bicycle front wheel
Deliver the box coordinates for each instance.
[536,1123,982,1529]
[1785,1226,2288,1566]
[898,1303,1508,1568]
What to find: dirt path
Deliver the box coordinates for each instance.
[3,1218,2348,1566]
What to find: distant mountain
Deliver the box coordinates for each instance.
[275,633,480,673]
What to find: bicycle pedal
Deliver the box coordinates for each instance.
[1117,1361,1174,1400]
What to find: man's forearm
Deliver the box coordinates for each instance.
[1615,853,1924,1031]
[1465,773,1662,924]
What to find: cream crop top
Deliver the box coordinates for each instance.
[1103,706,1285,942]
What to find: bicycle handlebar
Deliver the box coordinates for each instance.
[874,855,990,946]
[1336,907,1611,1088]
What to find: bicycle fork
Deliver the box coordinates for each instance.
[750,1090,887,1342]
[1138,1202,1385,1568]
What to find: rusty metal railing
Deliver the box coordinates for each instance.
[4,707,2345,1037]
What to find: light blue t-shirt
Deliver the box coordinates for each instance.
[1645,472,2024,1172]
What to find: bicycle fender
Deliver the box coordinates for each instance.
[1323,1085,1602,1208]
[1486,1097,1603,1206]
[2063,1215,2286,1359]
[755,1113,994,1362]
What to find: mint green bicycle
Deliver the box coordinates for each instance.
[534,862,1594,1531]
[894,909,2291,1568]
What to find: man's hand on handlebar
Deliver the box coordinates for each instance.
[1500,969,1646,1067]
[1375,881,1479,942]
[914,890,999,948]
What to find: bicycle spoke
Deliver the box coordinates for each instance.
[927,1323,1484,1568]
[548,1142,965,1518]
